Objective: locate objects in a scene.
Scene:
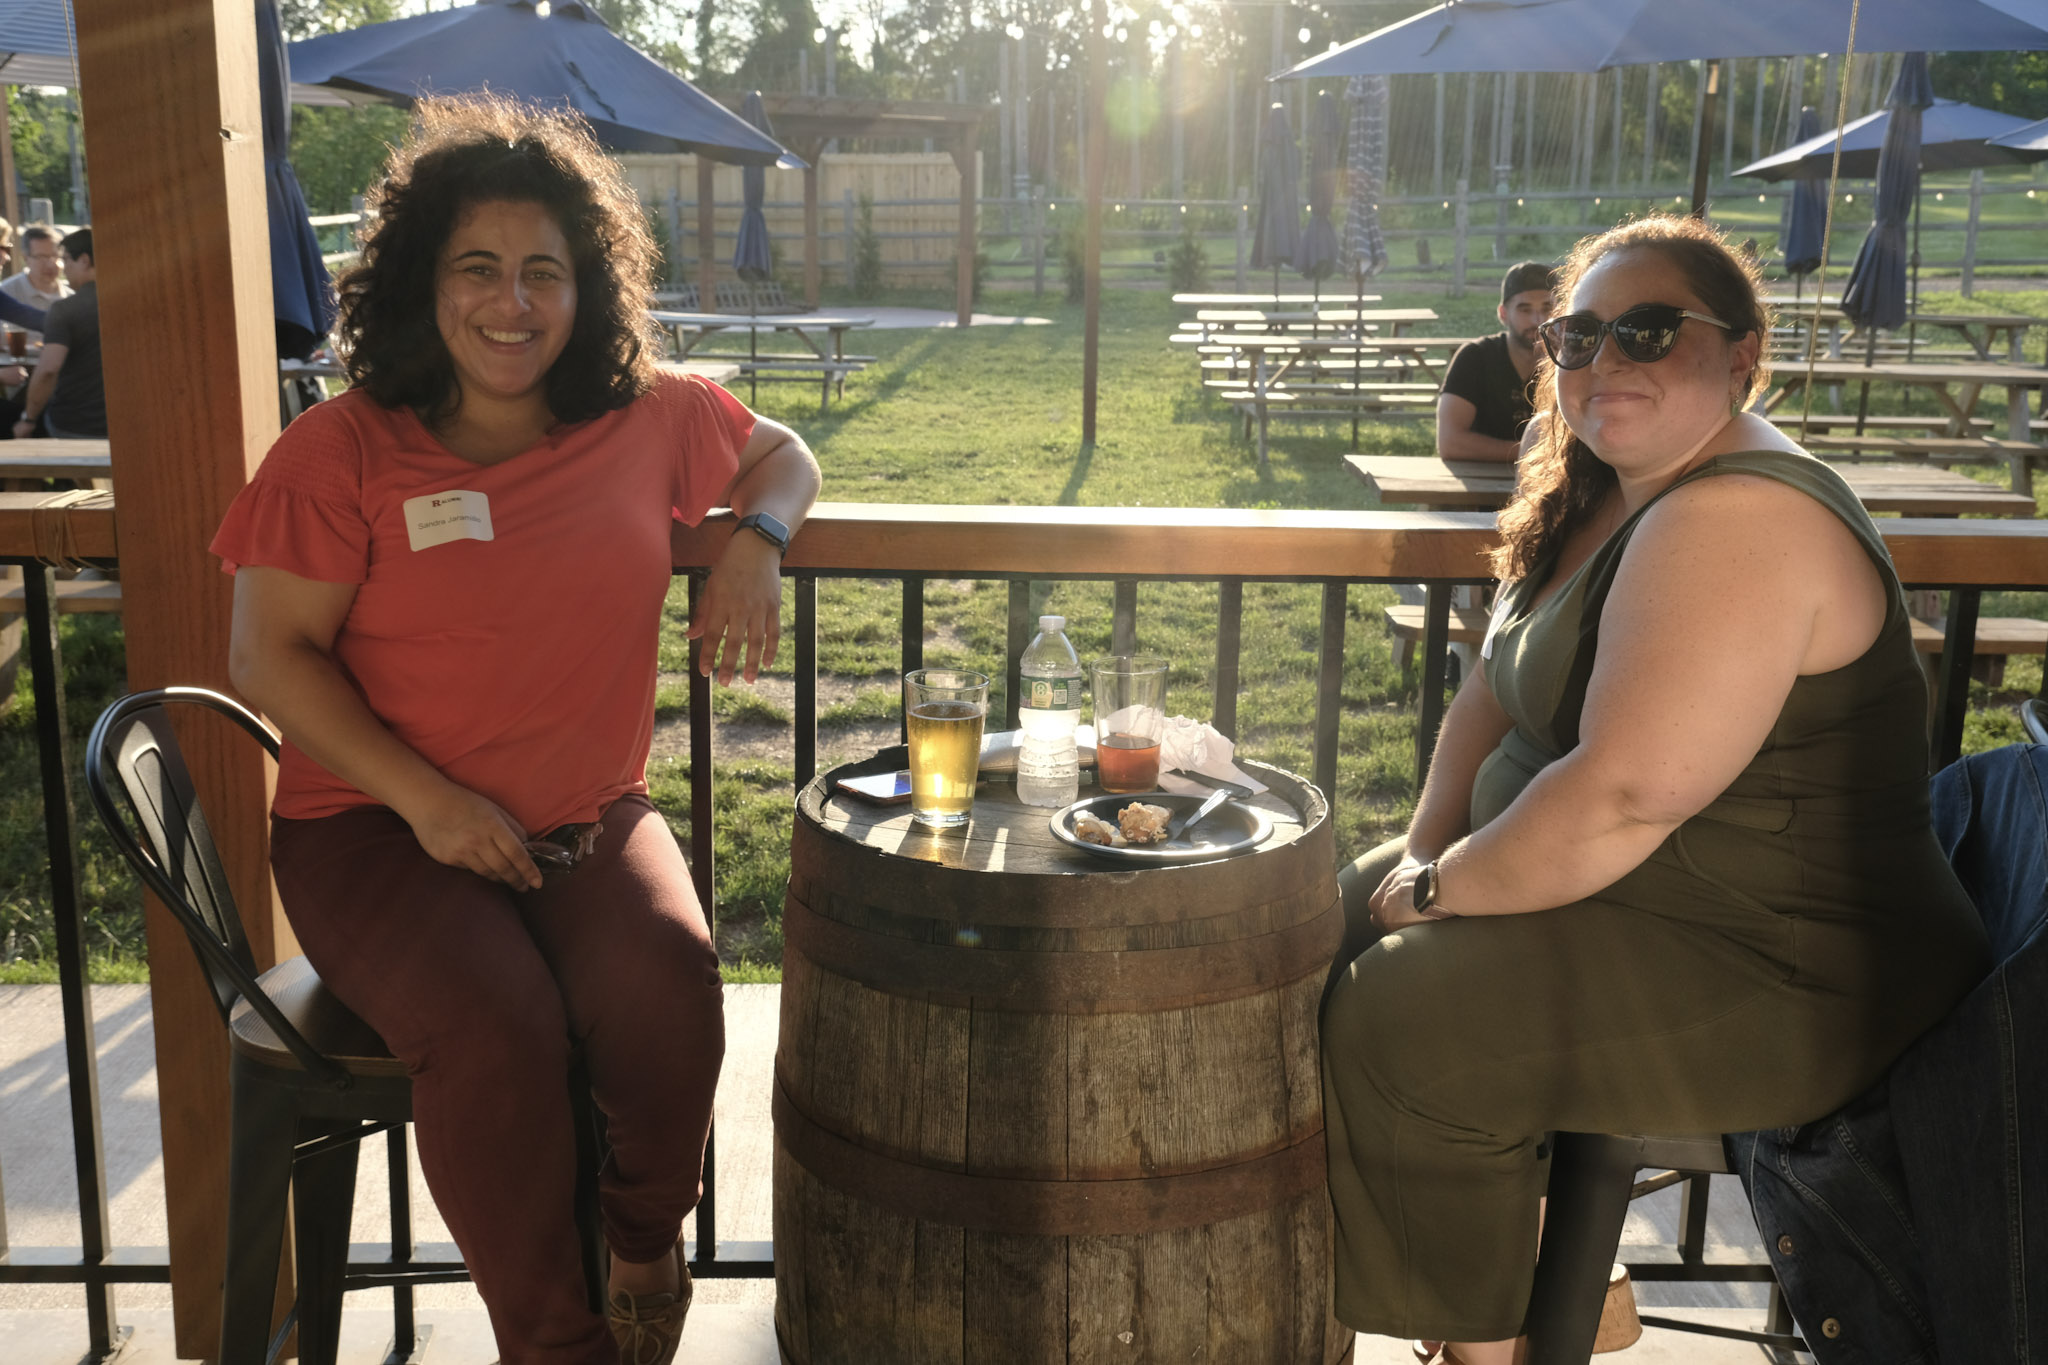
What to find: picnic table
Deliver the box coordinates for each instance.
[1766,358,2048,492]
[1172,291,1381,308]
[1176,333,1442,465]
[1345,454,2038,518]
[648,309,875,413]
[1771,304,2038,363]
[1183,306,1439,340]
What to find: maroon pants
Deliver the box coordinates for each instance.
[270,794,724,1365]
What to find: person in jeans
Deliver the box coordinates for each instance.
[213,95,819,1365]
[14,228,103,440]
[1321,215,1987,1364]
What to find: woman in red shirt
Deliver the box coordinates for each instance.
[215,96,820,1365]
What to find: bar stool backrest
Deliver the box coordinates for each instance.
[84,686,348,1088]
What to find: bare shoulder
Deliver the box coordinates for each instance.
[1633,471,1861,565]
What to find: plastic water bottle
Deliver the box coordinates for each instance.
[1016,615,1083,807]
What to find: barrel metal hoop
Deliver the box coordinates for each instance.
[783,894,1343,1014]
[773,1078,1328,1237]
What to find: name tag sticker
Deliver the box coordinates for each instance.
[403,490,494,552]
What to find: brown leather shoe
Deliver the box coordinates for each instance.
[606,1242,692,1365]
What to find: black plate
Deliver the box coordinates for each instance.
[1049,791,1272,864]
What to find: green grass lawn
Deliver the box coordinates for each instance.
[8,277,2048,983]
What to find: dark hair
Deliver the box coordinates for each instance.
[60,227,92,263]
[336,94,661,428]
[1491,215,1771,581]
[1500,260,1556,304]
[20,225,57,251]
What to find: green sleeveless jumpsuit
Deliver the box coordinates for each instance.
[1321,450,1990,1341]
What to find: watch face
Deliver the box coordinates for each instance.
[1411,863,1436,912]
[742,513,789,551]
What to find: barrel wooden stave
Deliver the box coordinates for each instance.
[777,1151,1349,1364]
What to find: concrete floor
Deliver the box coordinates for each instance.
[1,985,1794,1364]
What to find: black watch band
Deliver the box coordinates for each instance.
[1412,862,1455,920]
[735,511,790,557]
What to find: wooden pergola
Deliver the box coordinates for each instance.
[703,95,985,326]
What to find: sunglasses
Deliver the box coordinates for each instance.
[1537,304,1733,371]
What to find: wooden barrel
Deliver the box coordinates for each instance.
[774,750,1351,1364]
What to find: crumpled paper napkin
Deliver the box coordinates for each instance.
[1092,710,1269,796]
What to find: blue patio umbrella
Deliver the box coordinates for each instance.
[0,0,80,87]
[289,0,799,166]
[257,0,335,363]
[1732,97,2041,180]
[1987,114,2048,154]
[1249,103,1301,294]
[1295,91,1341,286]
[1277,0,2048,79]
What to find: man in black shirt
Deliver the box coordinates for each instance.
[1435,260,1555,461]
[15,228,104,440]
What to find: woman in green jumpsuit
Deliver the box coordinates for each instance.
[1321,217,1989,1364]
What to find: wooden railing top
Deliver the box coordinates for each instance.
[6,498,2048,590]
[671,502,2048,589]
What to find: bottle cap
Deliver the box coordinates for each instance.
[1038,615,1065,633]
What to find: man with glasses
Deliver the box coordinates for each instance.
[1,225,70,344]
[14,229,103,441]
[1435,261,1555,462]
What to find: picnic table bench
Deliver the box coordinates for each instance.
[1768,304,2038,363]
[1172,291,1382,308]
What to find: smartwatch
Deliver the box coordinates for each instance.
[735,511,790,558]
[1412,862,1456,920]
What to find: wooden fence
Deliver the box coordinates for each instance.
[615,152,979,290]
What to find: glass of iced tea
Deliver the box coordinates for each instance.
[903,668,989,828]
[1093,655,1169,794]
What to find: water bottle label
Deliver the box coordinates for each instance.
[1027,679,1071,709]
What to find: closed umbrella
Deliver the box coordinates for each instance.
[289,0,798,166]
[730,91,776,402]
[1342,75,1391,283]
[1295,91,1341,289]
[1344,74,1392,448]
[257,0,336,364]
[1839,53,1933,338]
[1841,53,1932,425]
[1780,107,1827,288]
[1249,102,1301,296]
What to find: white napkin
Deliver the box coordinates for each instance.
[1086,712,1269,797]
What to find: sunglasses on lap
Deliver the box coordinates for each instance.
[1536,303,1734,370]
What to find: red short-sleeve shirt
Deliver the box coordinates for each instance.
[211,371,752,834]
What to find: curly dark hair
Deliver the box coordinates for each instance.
[335,94,662,427]
[1492,214,1773,581]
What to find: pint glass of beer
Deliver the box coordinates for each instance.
[903,668,989,828]
[1093,656,1169,793]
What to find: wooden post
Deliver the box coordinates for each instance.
[799,140,822,309]
[1752,58,1767,171]
[1235,191,1248,290]
[1226,66,1237,207]
[951,128,977,328]
[0,89,18,229]
[1433,74,1445,197]
[1643,63,1659,185]
[74,0,289,1353]
[1961,168,1984,298]
[697,156,715,308]
[1460,72,1478,187]
[1691,59,1719,219]
[1451,176,1469,298]
[1611,67,1624,189]
[1083,0,1107,445]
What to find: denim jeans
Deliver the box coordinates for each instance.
[1730,744,2048,1364]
